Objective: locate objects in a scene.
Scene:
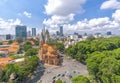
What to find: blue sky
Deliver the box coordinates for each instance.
[0,0,120,35]
[0,0,46,27]
[77,0,112,19]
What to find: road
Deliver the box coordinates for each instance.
[37,55,88,83]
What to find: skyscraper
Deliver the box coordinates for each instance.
[27,31,31,37]
[40,27,50,44]
[59,26,63,36]
[15,25,27,40]
[6,34,11,40]
[56,31,59,36]
[107,31,112,35]
[32,28,36,37]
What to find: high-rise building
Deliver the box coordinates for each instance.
[32,28,36,37]
[41,27,50,43]
[56,31,59,36]
[107,31,112,35]
[74,32,78,35]
[84,33,87,36]
[6,34,11,40]
[15,25,27,40]
[59,26,63,36]
[27,31,31,37]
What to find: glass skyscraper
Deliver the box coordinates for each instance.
[6,34,11,40]
[15,25,27,40]
[60,26,63,36]
[32,28,36,37]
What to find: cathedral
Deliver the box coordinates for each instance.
[39,27,60,65]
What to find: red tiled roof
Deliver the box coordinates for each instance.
[0,57,13,66]
[12,42,19,45]
[2,41,8,45]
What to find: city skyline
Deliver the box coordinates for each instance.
[0,0,120,35]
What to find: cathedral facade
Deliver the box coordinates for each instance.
[39,27,60,66]
[39,43,60,65]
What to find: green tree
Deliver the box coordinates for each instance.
[86,36,95,41]
[86,52,107,83]
[99,57,120,83]
[112,75,120,83]
[72,75,90,83]
[65,37,120,83]
[0,55,39,82]
[48,42,64,52]
[35,40,39,46]
[2,64,17,81]
[56,43,64,52]
[0,68,4,81]
[25,48,38,56]
[23,41,32,51]
[0,42,2,45]
[8,40,13,44]
[16,37,23,43]
[56,79,63,83]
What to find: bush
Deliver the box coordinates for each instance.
[72,75,90,83]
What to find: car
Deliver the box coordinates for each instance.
[61,74,65,77]
[52,76,56,80]
[73,70,76,73]
[65,71,70,77]
[69,75,72,79]
[57,74,61,77]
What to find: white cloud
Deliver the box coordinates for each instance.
[112,9,120,22]
[44,0,86,16]
[23,11,31,18]
[101,0,120,10]
[64,10,120,33]
[0,18,22,35]
[18,11,32,18]
[88,17,110,27]
[44,0,87,33]
[43,14,74,28]
[43,14,75,33]
[43,0,120,35]
[44,10,120,34]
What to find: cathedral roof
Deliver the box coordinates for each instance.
[48,46,55,52]
[43,43,48,47]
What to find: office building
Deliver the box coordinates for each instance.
[27,31,31,37]
[84,33,87,36]
[59,26,63,36]
[32,28,36,37]
[74,32,78,35]
[15,25,27,40]
[56,31,59,36]
[0,35,6,41]
[107,31,112,35]
[6,34,11,40]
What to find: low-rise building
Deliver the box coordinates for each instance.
[2,41,9,45]
[0,57,13,70]
[0,42,19,56]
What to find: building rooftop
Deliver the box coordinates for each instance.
[30,40,35,45]
[0,41,19,54]
[8,46,19,53]
[12,41,19,45]
[0,57,13,67]
[2,41,9,45]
